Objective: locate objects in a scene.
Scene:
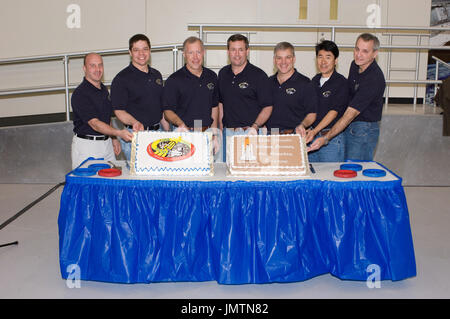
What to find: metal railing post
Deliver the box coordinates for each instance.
[199,25,204,41]
[431,56,450,107]
[413,36,421,110]
[385,34,392,109]
[434,60,439,107]
[173,46,179,72]
[63,55,70,121]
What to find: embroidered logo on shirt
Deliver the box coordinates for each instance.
[207,82,215,90]
[354,82,359,91]
[156,78,163,86]
[286,88,296,95]
[322,90,331,98]
[239,82,249,89]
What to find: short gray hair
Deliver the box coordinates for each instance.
[273,41,295,56]
[183,36,204,51]
[356,33,380,51]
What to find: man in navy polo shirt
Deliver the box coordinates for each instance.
[308,33,386,161]
[266,41,317,135]
[306,40,348,162]
[218,34,273,135]
[162,36,220,153]
[111,34,169,160]
[71,53,133,169]
[217,34,273,161]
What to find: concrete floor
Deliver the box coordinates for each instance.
[0,183,449,299]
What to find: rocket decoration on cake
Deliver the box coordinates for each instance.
[240,136,256,161]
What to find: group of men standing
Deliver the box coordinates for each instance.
[71,32,385,169]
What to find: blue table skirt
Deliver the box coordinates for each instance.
[58,175,416,284]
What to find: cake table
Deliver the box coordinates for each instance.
[58,159,416,284]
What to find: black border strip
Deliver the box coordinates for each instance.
[0,182,65,231]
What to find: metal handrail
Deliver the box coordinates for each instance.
[1,79,440,92]
[201,42,450,50]
[0,44,183,120]
[0,45,183,65]
[189,22,450,43]
[431,55,450,98]
[193,23,450,109]
[432,55,450,69]
[188,22,450,30]
[2,23,450,121]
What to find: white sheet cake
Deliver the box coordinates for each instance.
[226,134,310,176]
[130,131,214,176]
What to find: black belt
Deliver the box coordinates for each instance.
[125,124,160,131]
[264,128,294,135]
[186,126,210,132]
[317,128,331,136]
[76,134,109,141]
[279,128,294,135]
[226,126,251,131]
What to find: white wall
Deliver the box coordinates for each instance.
[0,0,433,117]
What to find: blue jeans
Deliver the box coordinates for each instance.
[118,127,133,161]
[308,132,345,162]
[344,121,380,161]
[119,127,164,160]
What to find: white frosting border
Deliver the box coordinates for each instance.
[227,134,310,176]
[131,131,213,176]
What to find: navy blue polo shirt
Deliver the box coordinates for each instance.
[111,63,164,128]
[311,70,348,129]
[218,61,273,128]
[162,65,219,127]
[266,70,318,131]
[348,60,386,122]
[71,78,112,135]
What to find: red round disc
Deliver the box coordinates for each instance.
[333,169,357,178]
[98,168,122,177]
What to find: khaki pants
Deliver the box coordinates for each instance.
[71,135,115,169]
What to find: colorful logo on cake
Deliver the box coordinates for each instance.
[147,136,195,161]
